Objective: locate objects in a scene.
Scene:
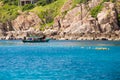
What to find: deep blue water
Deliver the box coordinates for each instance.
[0,40,120,80]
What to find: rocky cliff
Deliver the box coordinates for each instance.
[0,12,43,40]
[44,1,120,40]
[0,0,120,40]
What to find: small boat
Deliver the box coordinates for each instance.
[22,37,50,43]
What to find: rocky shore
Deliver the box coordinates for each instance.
[0,1,120,41]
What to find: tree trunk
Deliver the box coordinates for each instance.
[80,4,83,24]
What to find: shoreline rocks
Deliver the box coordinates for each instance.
[45,29,120,41]
[0,30,120,41]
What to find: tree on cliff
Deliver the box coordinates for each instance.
[78,0,89,24]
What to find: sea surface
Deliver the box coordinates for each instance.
[0,40,120,80]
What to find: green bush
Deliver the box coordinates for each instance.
[36,0,47,6]
[90,4,103,18]
[36,0,56,6]
[39,8,55,24]
[31,0,67,29]
[73,0,89,4]
[22,4,35,11]
[0,4,19,23]
[90,0,115,18]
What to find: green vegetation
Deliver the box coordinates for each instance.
[0,0,20,22]
[0,0,57,6]
[90,0,115,18]
[31,0,67,29]
[73,0,88,4]
[36,0,57,6]
[22,4,35,11]
[0,0,67,29]
[72,0,89,8]
[102,0,115,3]
[0,4,20,23]
[90,4,103,18]
[72,0,115,18]
[0,0,18,5]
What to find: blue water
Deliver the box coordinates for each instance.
[0,40,120,80]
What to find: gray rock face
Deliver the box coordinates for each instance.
[12,12,42,31]
[64,16,100,34]
[43,29,58,38]
[61,4,88,29]
[0,12,44,40]
[64,2,119,34]
[50,2,120,40]
[89,0,101,8]
[97,2,120,33]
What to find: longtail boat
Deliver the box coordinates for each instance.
[22,37,50,43]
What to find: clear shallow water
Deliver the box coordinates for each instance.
[0,40,120,80]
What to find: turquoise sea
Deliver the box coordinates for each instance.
[0,40,120,80]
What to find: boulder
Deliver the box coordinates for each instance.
[43,29,58,36]
[0,23,6,37]
[97,2,120,33]
[12,12,42,31]
[61,4,88,28]
[89,0,101,8]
